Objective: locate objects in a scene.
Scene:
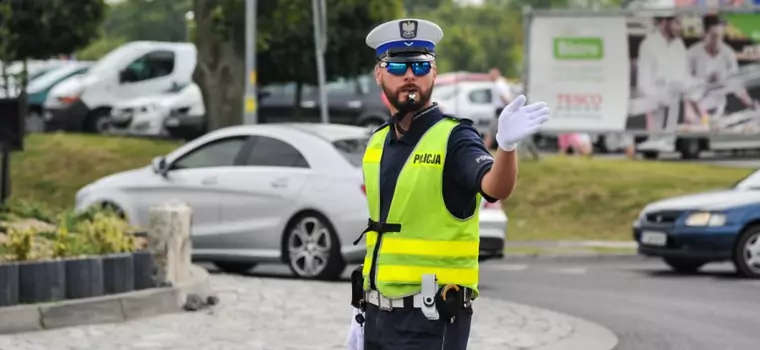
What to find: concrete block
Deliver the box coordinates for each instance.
[0,305,42,334]
[121,287,181,320]
[39,296,124,329]
[148,200,193,286]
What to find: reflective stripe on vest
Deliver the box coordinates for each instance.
[361,118,481,299]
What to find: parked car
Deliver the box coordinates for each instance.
[633,168,760,278]
[74,123,507,280]
[432,73,524,136]
[26,62,93,132]
[109,82,203,137]
[43,41,196,134]
[258,74,390,128]
[432,80,496,135]
[0,59,70,98]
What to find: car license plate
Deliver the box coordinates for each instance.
[165,118,180,127]
[641,231,667,246]
[43,110,53,121]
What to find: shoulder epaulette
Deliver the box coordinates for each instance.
[370,120,393,134]
[442,114,474,126]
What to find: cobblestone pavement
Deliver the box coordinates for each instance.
[0,274,577,350]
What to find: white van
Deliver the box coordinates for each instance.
[42,41,197,133]
[108,82,205,137]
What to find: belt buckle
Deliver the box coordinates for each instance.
[378,295,393,311]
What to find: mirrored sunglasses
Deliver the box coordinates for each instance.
[381,61,432,77]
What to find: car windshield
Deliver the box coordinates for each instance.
[27,65,87,92]
[332,137,368,167]
[88,44,133,75]
[733,169,760,190]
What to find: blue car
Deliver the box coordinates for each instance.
[633,168,760,278]
[26,62,92,119]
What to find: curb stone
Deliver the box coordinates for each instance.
[0,264,210,334]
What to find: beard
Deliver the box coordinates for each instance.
[381,82,433,115]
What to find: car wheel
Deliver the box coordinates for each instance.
[85,110,111,134]
[214,262,257,274]
[732,225,760,278]
[663,257,707,273]
[284,212,345,280]
[641,151,659,160]
[26,110,45,133]
[677,138,701,160]
[95,201,127,220]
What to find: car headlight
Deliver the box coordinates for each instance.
[684,212,726,227]
[56,93,81,105]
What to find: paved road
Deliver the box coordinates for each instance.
[229,258,760,350]
[479,257,760,350]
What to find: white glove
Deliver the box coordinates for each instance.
[495,95,550,152]
[346,307,364,350]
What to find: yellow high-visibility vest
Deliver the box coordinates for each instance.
[361,118,481,299]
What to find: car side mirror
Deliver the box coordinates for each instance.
[152,156,169,178]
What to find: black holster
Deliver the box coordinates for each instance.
[435,285,466,321]
[350,264,366,310]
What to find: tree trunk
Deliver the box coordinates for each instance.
[292,82,302,120]
[193,0,245,131]
[1,63,7,97]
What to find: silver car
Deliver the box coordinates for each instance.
[75,123,507,280]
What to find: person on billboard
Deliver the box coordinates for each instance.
[636,14,693,133]
[686,14,760,126]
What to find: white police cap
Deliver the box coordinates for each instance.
[365,18,443,62]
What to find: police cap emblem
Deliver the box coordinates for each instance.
[399,20,418,39]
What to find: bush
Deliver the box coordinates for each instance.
[0,206,138,262]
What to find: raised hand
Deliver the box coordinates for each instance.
[495,95,550,151]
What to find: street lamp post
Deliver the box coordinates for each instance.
[184,11,194,42]
[243,0,258,124]
[312,0,329,124]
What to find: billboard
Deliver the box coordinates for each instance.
[526,10,760,135]
[527,16,629,132]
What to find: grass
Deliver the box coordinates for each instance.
[505,155,754,241]
[9,133,180,212]
[4,134,756,242]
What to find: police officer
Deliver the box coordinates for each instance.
[346,18,550,350]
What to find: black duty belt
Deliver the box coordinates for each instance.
[352,218,401,245]
[365,287,475,310]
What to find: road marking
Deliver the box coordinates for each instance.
[485,264,589,274]
[488,264,529,271]
[545,267,588,274]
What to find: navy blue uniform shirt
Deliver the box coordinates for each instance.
[376,104,497,223]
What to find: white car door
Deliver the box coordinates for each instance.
[212,135,310,255]
[115,50,177,100]
[139,135,251,241]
